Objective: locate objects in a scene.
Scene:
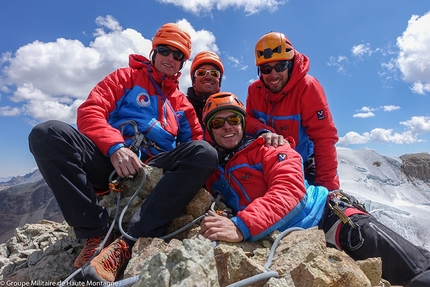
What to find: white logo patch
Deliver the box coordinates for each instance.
[136,92,150,107]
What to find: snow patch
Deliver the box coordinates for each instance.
[337,147,430,250]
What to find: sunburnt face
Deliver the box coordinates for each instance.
[210,110,243,150]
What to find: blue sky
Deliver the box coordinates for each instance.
[0,0,429,178]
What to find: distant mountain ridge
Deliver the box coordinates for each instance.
[0,169,42,191]
[400,152,430,184]
[0,176,63,243]
[0,148,429,246]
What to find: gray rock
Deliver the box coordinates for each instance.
[135,235,219,287]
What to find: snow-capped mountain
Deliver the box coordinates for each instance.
[337,147,430,250]
[0,147,429,250]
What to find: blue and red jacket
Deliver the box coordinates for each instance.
[246,50,340,190]
[77,54,202,158]
[206,137,328,242]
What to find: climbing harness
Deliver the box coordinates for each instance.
[327,189,367,227]
[116,120,163,158]
[327,193,355,229]
[325,189,367,251]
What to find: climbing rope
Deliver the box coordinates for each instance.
[59,139,304,286]
[59,169,124,286]
[109,226,304,287]
[225,227,304,287]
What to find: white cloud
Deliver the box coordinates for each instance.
[0,16,150,124]
[227,55,248,71]
[410,82,430,95]
[327,55,348,73]
[338,128,418,145]
[400,116,430,134]
[381,59,396,72]
[337,131,370,145]
[0,16,218,125]
[353,106,375,118]
[353,112,375,118]
[351,43,373,58]
[24,100,81,123]
[396,11,430,94]
[157,0,285,15]
[353,105,400,117]
[0,106,21,116]
[94,15,123,33]
[339,116,430,146]
[359,106,375,112]
[369,128,416,144]
[382,105,400,112]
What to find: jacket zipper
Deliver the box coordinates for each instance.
[224,149,254,207]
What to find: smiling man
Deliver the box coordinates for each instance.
[29,23,218,283]
[200,92,430,287]
[246,32,340,191]
[187,51,224,128]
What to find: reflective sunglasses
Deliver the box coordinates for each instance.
[155,45,185,61]
[210,114,242,129]
[194,69,221,79]
[259,61,289,75]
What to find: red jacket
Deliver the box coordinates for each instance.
[77,54,202,157]
[206,137,327,241]
[246,51,340,190]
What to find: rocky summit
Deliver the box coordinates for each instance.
[0,164,404,286]
[1,220,392,287]
[0,151,430,287]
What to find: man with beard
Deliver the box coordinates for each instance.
[246,32,340,191]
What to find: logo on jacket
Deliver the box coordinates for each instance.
[242,172,252,180]
[280,125,289,131]
[316,110,325,120]
[136,92,150,107]
[278,153,287,162]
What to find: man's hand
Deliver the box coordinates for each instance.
[110,147,144,178]
[259,132,286,148]
[199,211,244,242]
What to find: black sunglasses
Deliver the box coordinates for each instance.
[259,61,289,75]
[210,114,242,130]
[155,45,185,61]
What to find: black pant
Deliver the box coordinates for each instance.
[29,120,218,239]
[319,204,430,287]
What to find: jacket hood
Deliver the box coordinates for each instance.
[257,50,310,103]
[129,54,151,69]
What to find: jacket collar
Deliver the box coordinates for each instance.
[129,53,180,96]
